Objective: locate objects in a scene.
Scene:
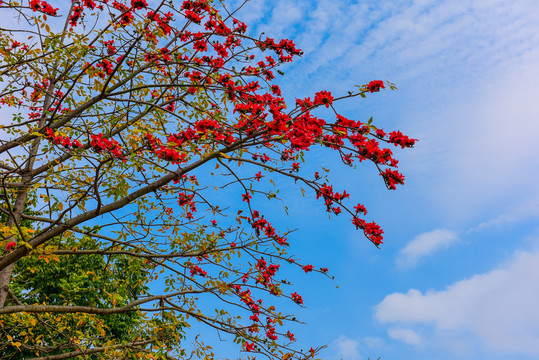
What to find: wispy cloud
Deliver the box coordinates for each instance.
[396,229,458,268]
[332,335,362,360]
[387,327,423,346]
[363,336,384,349]
[376,248,539,356]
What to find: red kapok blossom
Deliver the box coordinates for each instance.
[291,292,303,304]
[380,168,405,190]
[363,221,384,245]
[367,80,385,93]
[244,342,255,352]
[287,330,295,341]
[190,265,207,277]
[314,90,334,108]
[131,0,148,9]
[29,0,58,15]
[6,242,17,251]
[388,130,417,148]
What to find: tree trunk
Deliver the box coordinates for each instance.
[0,82,56,307]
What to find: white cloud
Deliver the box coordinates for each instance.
[333,335,362,360]
[387,327,423,346]
[466,195,539,233]
[375,248,539,356]
[396,229,458,268]
[363,336,384,349]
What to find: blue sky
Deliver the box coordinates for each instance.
[224,0,539,359]
[1,1,538,359]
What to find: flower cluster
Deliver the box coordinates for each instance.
[95,59,114,77]
[388,130,417,148]
[6,40,29,52]
[69,0,109,26]
[249,211,288,245]
[290,292,303,305]
[381,168,405,190]
[313,90,334,108]
[256,37,303,63]
[190,265,207,277]
[29,0,58,15]
[181,0,210,24]
[45,128,83,149]
[316,184,349,214]
[352,217,384,245]
[367,80,385,93]
[146,133,188,164]
[90,133,125,160]
[255,257,280,292]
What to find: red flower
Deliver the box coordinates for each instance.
[131,0,148,9]
[29,0,58,15]
[291,292,303,304]
[354,203,367,215]
[367,80,385,93]
[190,265,207,277]
[375,128,386,138]
[388,130,417,148]
[244,342,255,352]
[287,330,295,341]
[363,221,384,244]
[302,264,313,273]
[6,242,17,251]
[314,90,334,108]
[380,168,405,190]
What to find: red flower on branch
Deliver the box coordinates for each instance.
[367,80,385,93]
[314,90,334,108]
[380,168,405,190]
[29,0,58,15]
[190,265,207,277]
[291,292,303,304]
